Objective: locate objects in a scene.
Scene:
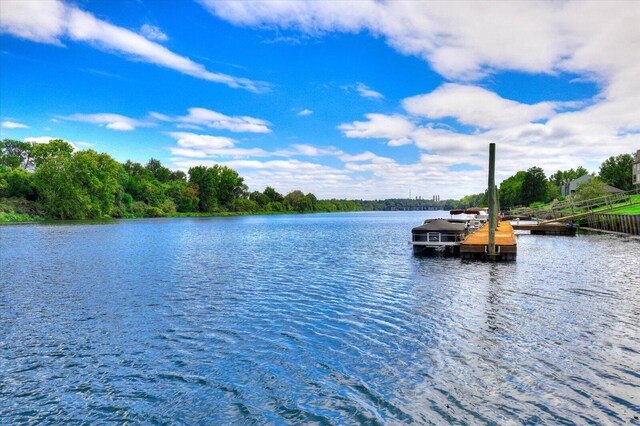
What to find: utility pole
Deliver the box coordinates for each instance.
[488,143,497,256]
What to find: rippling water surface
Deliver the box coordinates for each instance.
[1,212,639,424]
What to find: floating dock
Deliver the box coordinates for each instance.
[460,221,517,260]
[511,223,577,235]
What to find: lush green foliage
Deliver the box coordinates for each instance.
[498,167,559,208]
[599,153,634,191]
[0,138,368,220]
[575,176,608,201]
[520,167,548,206]
[499,171,526,208]
[549,167,588,186]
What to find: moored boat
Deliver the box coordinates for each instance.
[410,207,489,255]
[411,218,468,254]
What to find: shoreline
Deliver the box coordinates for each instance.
[0,209,370,225]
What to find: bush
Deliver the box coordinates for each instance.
[145,206,165,217]
[232,198,259,212]
[161,199,177,214]
[575,177,607,201]
[0,167,35,199]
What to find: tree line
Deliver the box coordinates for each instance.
[0,139,361,219]
[1,138,635,219]
[498,153,635,209]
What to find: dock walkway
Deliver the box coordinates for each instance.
[460,221,517,260]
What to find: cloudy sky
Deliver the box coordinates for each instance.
[1,0,638,199]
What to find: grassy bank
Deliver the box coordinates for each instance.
[0,198,44,223]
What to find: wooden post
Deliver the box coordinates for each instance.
[488,143,496,256]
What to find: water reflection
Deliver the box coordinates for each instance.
[1,212,639,424]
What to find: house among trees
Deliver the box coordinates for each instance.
[560,174,623,197]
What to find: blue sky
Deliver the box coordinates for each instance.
[1,1,638,199]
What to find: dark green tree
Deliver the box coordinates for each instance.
[188,166,217,212]
[499,171,526,208]
[549,166,589,186]
[145,158,172,183]
[263,186,284,203]
[249,191,270,208]
[521,167,547,206]
[599,153,633,190]
[0,166,35,199]
[284,190,304,211]
[0,139,33,168]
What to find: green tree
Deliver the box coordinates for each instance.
[123,160,167,207]
[188,166,217,212]
[0,139,33,168]
[499,171,526,208]
[599,153,633,191]
[249,191,270,209]
[304,192,317,211]
[549,166,589,186]
[33,149,125,219]
[521,167,547,206]
[170,170,187,181]
[284,190,306,211]
[232,198,259,212]
[216,165,247,208]
[263,186,284,203]
[0,167,35,199]
[545,180,560,202]
[178,184,200,212]
[145,158,172,183]
[575,177,607,201]
[31,139,74,167]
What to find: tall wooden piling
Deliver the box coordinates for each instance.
[487,143,496,256]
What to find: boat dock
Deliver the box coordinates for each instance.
[460,221,517,260]
[511,223,577,235]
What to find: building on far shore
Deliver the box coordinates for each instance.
[634,150,640,188]
[560,174,624,197]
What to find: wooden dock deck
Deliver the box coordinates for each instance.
[511,223,577,235]
[460,221,517,260]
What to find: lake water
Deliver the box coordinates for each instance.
[1,211,639,424]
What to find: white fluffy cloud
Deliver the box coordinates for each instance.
[166,132,270,159]
[60,113,151,131]
[200,1,639,82]
[0,0,266,91]
[339,114,415,139]
[1,121,29,129]
[176,108,272,133]
[168,132,236,149]
[297,109,313,116]
[403,84,558,129]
